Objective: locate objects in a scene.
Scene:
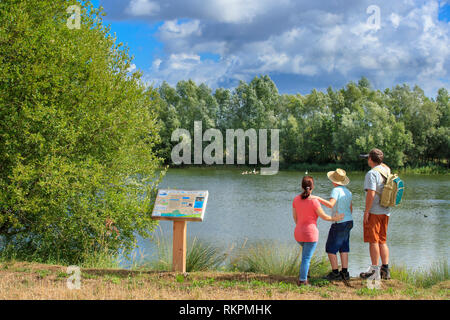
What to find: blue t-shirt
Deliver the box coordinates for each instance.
[330,186,353,223]
[364,165,390,216]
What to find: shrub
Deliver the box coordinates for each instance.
[0,0,164,264]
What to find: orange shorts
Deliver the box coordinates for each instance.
[364,213,389,244]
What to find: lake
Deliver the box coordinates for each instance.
[130,168,449,276]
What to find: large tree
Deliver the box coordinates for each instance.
[0,0,163,263]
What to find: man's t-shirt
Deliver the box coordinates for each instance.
[330,186,353,223]
[364,164,390,216]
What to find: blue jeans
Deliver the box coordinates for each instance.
[297,241,318,281]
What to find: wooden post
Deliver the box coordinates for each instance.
[172,220,187,272]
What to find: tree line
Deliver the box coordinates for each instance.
[153,75,449,169]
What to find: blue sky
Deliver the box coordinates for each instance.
[90,0,449,97]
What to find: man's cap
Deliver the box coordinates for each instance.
[359,149,384,163]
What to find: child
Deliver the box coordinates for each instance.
[314,169,353,281]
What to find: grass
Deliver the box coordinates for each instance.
[146,232,229,272]
[0,261,447,299]
[228,240,329,278]
[137,236,330,279]
[0,237,448,299]
[398,164,449,175]
[391,260,449,288]
[0,241,121,270]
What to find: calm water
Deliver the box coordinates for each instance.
[129,168,449,276]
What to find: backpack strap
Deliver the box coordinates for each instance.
[373,166,390,197]
[373,166,390,180]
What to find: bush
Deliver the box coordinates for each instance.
[0,0,164,264]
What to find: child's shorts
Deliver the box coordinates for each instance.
[325,220,353,254]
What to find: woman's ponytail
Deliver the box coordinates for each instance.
[301,176,314,199]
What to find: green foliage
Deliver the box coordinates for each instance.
[0,0,164,264]
[156,75,448,171]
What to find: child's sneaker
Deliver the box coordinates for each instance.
[340,270,350,281]
[326,271,342,281]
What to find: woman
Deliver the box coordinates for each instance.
[293,176,344,286]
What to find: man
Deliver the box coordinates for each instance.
[359,148,391,280]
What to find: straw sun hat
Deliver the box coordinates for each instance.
[327,168,350,186]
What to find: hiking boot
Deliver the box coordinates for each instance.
[340,270,350,281]
[359,265,380,279]
[380,266,391,280]
[326,271,342,281]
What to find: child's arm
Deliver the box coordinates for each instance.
[313,196,336,209]
[350,201,353,213]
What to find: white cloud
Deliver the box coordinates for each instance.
[159,20,202,39]
[102,0,450,96]
[126,0,159,16]
[390,13,402,28]
[202,0,289,24]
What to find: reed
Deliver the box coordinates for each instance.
[149,234,228,272]
[228,240,329,277]
[390,260,449,288]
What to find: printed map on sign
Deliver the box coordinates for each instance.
[152,190,209,221]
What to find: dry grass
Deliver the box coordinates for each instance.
[0,261,448,300]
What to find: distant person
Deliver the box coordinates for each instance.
[292,176,344,286]
[313,169,353,281]
[359,148,391,280]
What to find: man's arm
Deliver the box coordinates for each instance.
[364,190,376,224]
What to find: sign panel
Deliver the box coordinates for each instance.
[152,189,208,221]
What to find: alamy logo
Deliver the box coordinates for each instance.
[366,5,381,31]
[66,265,81,289]
[66,5,81,30]
[171,121,279,175]
[366,267,382,289]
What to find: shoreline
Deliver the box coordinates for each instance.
[157,164,449,175]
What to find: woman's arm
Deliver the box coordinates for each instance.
[350,201,353,213]
[316,207,344,222]
[292,207,297,224]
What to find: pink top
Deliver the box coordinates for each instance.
[293,195,320,242]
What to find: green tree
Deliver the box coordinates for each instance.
[429,88,450,163]
[385,85,440,163]
[0,0,163,264]
[156,82,181,162]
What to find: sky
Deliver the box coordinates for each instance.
[90,0,450,97]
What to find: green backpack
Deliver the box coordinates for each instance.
[374,167,404,207]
